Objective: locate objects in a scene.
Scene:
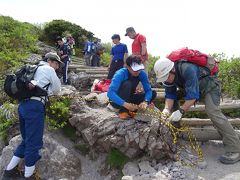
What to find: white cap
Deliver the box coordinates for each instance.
[131,62,144,72]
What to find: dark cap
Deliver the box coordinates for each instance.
[111,34,120,40]
[125,27,135,36]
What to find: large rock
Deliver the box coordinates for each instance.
[68,72,92,90]
[69,98,176,159]
[0,134,81,179]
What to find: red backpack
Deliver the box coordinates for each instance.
[167,47,219,75]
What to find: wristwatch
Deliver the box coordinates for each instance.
[179,108,185,115]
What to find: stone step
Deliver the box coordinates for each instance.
[75,69,108,74]
[69,65,108,70]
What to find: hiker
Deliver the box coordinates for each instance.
[125,27,148,73]
[107,55,156,119]
[90,41,105,67]
[154,57,240,164]
[107,34,128,79]
[56,36,71,84]
[3,52,62,179]
[66,34,75,56]
[83,39,93,66]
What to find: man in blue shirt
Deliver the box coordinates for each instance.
[107,34,128,79]
[57,37,71,84]
[83,39,93,66]
[154,57,240,164]
[107,55,156,119]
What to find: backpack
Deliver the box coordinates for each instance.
[4,64,48,101]
[167,47,219,75]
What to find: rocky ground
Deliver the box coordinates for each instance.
[1,43,240,179]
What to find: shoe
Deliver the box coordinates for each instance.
[24,169,41,180]
[118,112,131,119]
[219,152,240,164]
[2,165,24,179]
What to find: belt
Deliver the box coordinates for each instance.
[30,96,46,105]
[113,59,123,62]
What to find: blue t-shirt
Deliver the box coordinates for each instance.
[111,43,128,61]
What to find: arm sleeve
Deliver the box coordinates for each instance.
[124,44,128,53]
[107,69,126,106]
[139,71,152,102]
[139,35,146,43]
[48,69,61,95]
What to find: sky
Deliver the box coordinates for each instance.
[0,0,240,58]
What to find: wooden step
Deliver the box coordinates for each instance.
[180,118,240,127]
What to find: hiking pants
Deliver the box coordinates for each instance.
[107,60,124,79]
[111,79,156,113]
[84,54,91,66]
[204,91,240,153]
[62,60,69,84]
[14,99,45,166]
[91,55,100,67]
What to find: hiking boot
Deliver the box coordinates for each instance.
[118,112,131,119]
[219,152,240,164]
[2,165,24,179]
[24,169,41,180]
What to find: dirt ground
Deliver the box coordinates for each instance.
[192,140,240,180]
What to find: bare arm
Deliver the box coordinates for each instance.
[181,99,196,112]
[141,43,147,56]
[123,53,128,65]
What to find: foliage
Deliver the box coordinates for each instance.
[217,56,240,98]
[45,96,71,130]
[0,103,18,141]
[62,122,78,142]
[42,19,99,55]
[107,149,129,169]
[0,16,39,74]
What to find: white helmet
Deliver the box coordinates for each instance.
[154,58,174,83]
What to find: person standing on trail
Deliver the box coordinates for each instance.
[125,27,149,74]
[56,36,72,84]
[107,55,156,119]
[154,57,240,164]
[107,34,128,79]
[3,52,62,179]
[66,34,75,56]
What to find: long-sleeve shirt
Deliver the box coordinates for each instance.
[34,61,61,96]
[107,68,152,106]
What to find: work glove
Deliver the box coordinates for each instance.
[161,108,170,119]
[168,110,183,122]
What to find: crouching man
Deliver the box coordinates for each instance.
[154,57,240,164]
[107,55,156,119]
[3,52,62,179]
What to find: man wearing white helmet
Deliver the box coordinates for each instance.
[3,52,62,179]
[154,57,240,164]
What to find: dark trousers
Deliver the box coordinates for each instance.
[111,80,156,113]
[91,54,100,67]
[15,100,45,166]
[107,60,124,79]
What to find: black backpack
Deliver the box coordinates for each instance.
[4,64,49,101]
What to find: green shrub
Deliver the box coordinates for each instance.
[42,19,98,51]
[107,149,129,169]
[45,96,71,130]
[218,56,240,98]
[0,103,18,141]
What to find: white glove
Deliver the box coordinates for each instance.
[161,108,170,119]
[168,110,183,122]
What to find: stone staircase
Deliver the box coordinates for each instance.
[68,56,164,97]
